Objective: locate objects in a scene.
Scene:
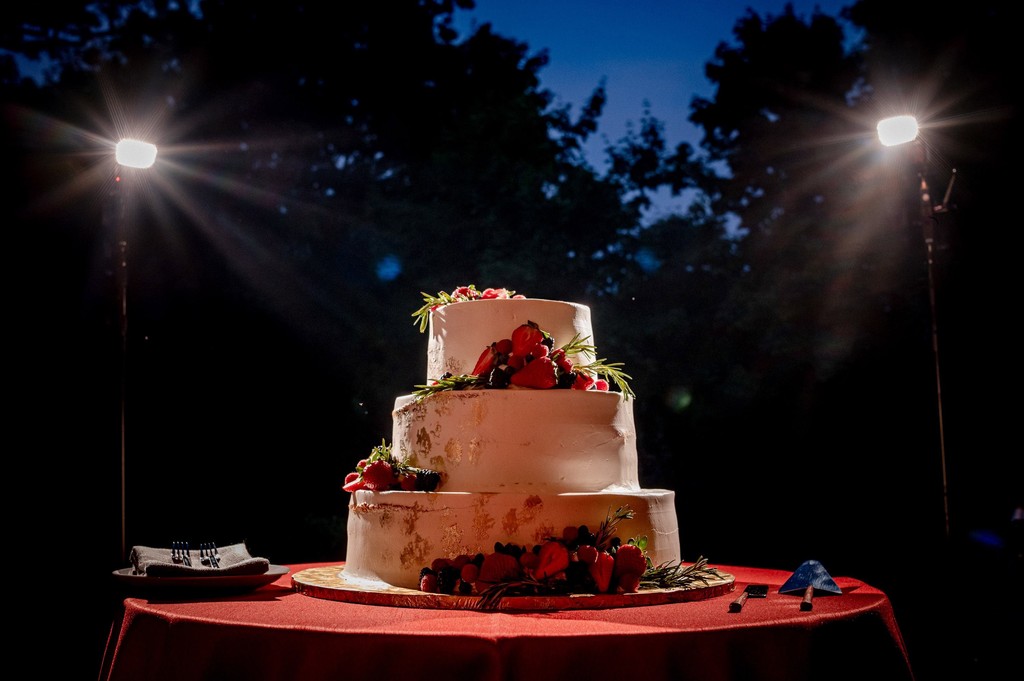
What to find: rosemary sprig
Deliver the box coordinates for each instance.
[593,506,635,550]
[411,288,475,333]
[557,334,634,399]
[577,359,635,399]
[559,333,596,357]
[410,286,519,332]
[475,578,560,610]
[413,373,487,397]
[640,556,721,590]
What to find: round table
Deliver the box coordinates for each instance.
[99,562,914,681]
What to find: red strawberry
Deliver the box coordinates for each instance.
[419,573,438,592]
[398,472,418,491]
[511,321,545,357]
[551,349,573,373]
[572,372,596,391]
[519,551,539,570]
[472,343,499,375]
[494,338,514,356]
[534,541,570,579]
[342,472,364,493]
[527,342,549,359]
[360,460,394,490]
[595,379,610,391]
[460,562,480,584]
[478,552,521,583]
[617,572,642,593]
[613,544,647,579]
[588,550,615,592]
[576,545,599,565]
[509,356,557,389]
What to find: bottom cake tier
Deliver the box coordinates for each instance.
[345,488,680,590]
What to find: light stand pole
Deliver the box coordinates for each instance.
[114,138,157,562]
[877,116,956,539]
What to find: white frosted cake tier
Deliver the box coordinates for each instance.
[392,389,638,493]
[345,489,680,590]
[427,298,596,381]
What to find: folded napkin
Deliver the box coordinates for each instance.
[130,542,270,577]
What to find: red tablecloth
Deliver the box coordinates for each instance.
[99,562,913,681]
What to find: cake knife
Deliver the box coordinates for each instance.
[729,584,768,612]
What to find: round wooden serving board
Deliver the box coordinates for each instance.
[292,565,735,612]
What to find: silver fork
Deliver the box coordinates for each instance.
[200,542,220,568]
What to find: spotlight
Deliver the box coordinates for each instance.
[115,138,157,562]
[876,115,919,147]
[116,139,158,169]
[877,116,956,539]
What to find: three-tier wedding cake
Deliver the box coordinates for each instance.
[341,287,683,595]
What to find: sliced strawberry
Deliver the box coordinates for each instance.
[342,472,364,493]
[534,541,570,580]
[594,379,610,391]
[494,338,513,355]
[472,343,498,375]
[509,356,557,389]
[588,550,615,593]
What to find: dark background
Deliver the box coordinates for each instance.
[4,1,1020,678]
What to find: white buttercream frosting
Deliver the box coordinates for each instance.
[427,298,595,381]
[344,489,680,590]
[392,390,639,493]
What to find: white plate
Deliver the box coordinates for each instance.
[113,565,290,593]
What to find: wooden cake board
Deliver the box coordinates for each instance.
[292,564,735,612]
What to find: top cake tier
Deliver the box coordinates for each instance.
[426,298,596,382]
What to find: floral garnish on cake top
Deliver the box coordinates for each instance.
[414,320,635,399]
[412,285,523,332]
[416,506,720,610]
[342,440,442,493]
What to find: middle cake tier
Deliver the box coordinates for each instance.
[392,389,639,493]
